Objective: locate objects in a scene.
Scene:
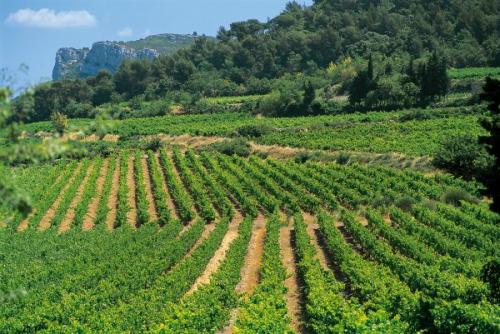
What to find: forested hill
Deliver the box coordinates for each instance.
[173,0,499,81]
[15,0,500,122]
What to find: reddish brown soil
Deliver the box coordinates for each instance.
[58,162,95,233]
[82,159,109,231]
[38,163,82,231]
[106,159,120,231]
[186,210,243,295]
[141,155,158,222]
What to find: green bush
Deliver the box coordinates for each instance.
[235,124,273,138]
[441,188,476,206]
[203,138,251,157]
[433,134,493,180]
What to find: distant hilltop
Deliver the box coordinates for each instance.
[52,33,198,80]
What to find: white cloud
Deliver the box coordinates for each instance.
[5,8,97,28]
[117,27,133,37]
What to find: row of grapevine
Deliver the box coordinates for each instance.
[413,205,497,256]
[389,207,483,261]
[158,149,194,223]
[201,152,258,217]
[0,220,184,332]
[216,153,279,213]
[116,152,130,228]
[269,159,343,209]
[134,151,152,226]
[156,216,254,333]
[307,162,374,206]
[72,157,104,229]
[319,211,499,333]
[341,210,488,303]
[48,159,91,230]
[316,211,420,330]
[94,156,117,228]
[25,161,78,230]
[97,217,230,332]
[293,212,409,332]
[249,156,321,212]
[146,151,173,226]
[460,201,500,226]
[235,213,293,333]
[365,209,482,277]
[184,150,234,218]
[232,155,300,213]
[435,203,500,241]
[172,148,216,222]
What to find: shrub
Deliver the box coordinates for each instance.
[51,112,68,136]
[203,138,251,157]
[399,109,433,122]
[336,152,351,165]
[481,258,500,304]
[433,134,494,180]
[235,124,273,138]
[441,188,476,206]
[395,196,416,212]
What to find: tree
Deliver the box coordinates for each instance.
[479,77,500,213]
[51,112,69,136]
[303,81,316,107]
[418,52,449,103]
[433,134,493,180]
[349,56,376,106]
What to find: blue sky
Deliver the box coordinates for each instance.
[0,0,313,88]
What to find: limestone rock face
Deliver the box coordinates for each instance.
[52,33,200,80]
[79,41,159,77]
[52,47,90,80]
[52,41,159,80]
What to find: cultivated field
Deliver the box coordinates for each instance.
[1,148,498,333]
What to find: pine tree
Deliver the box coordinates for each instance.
[349,56,376,106]
[367,54,374,80]
[479,77,500,213]
[303,81,316,107]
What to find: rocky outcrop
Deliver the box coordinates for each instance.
[52,47,90,80]
[52,41,158,80]
[79,42,159,78]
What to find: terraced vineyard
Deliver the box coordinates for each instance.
[1,149,499,333]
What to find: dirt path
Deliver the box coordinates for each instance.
[38,163,82,231]
[18,172,67,232]
[141,155,158,222]
[82,159,109,231]
[154,153,178,221]
[236,213,266,294]
[106,158,120,231]
[302,212,349,289]
[358,215,369,227]
[218,214,266,334]
[126,155,137,228]
[17,211,34,232]
[58,163,95,233]
[186,210,243,296]
[280,224,306,334]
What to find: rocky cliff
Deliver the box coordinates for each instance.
[52,33,196,80]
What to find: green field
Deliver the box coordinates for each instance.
[1,148,498,333]
[19,106,485,157]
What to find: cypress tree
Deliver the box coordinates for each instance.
[479,77,500,213]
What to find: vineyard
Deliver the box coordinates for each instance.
[18,106,485,157]
[0,148,498,333]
